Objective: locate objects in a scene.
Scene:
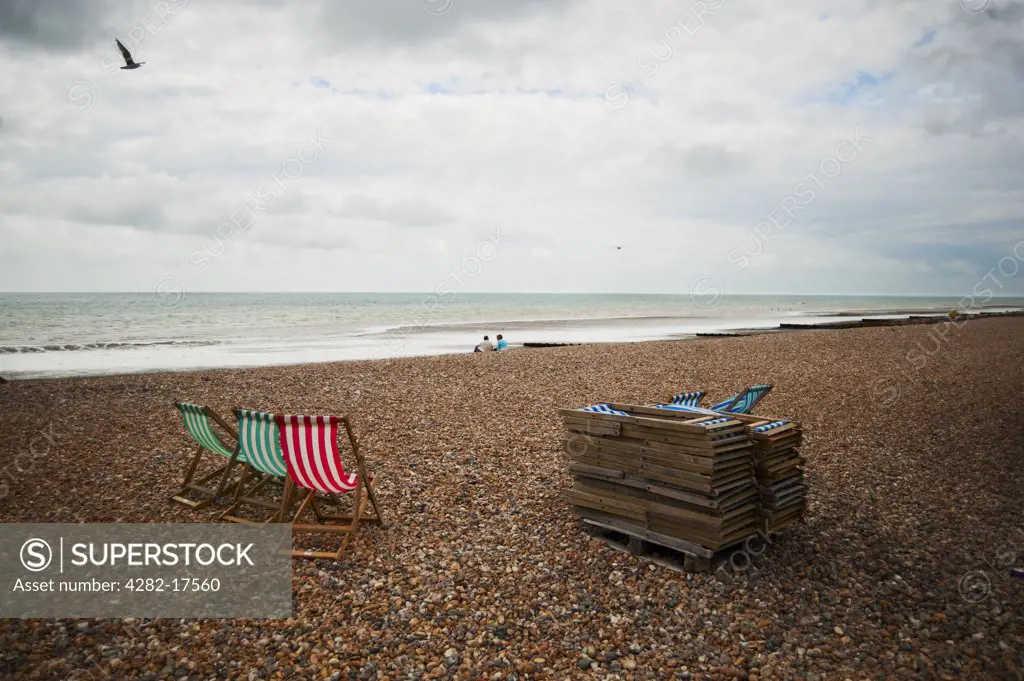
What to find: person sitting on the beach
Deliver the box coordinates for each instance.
[495,334,507,351]
[477,335,494,352]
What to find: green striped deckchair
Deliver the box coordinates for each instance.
[171,401,246,509]
[220,408,292,524]
[711,384,773,414]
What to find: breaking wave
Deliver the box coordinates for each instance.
[0,340,222,354]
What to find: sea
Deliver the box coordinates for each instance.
[2,293,1022,380]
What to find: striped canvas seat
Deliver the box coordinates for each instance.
[276,415,358,493]
[653,403,721,416]
[580,403,630,416]
[171,401,244,509]
[670,390,705,407]
[752,420,789,433]
[269,413,386,561]
[236,408,286,477]
[696,416,731,428]
[177,402,244,461]
[711,384,773,414]
[649,407,746,440]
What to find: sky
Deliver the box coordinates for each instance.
[0,0,1022,297]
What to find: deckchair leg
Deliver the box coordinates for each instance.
[276,478,296,523]
[172,444,215,508]
[291,486,363,560]
[363,476,387,527]
[292,543,353,560]
[194,461,232,486]
[309,495,326,522]
[290,489,316,524]
[332,527,357,560]
[308,492,362,521]
[221,474,290,524]
[305,482,382,525]
[335,483,365,559]
[230,465,256,502]
[344,418,387,526]
[290,487,361,550]
[182,443,203,485]
[349,483,364,529]
[174,460,241,510]
[209,452,243,505]
[220,466,260,521]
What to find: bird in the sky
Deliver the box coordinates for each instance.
[116,39,145,70]
[615,246,623,250]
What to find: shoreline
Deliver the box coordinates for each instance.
[3,306,1022,383]
[353,303,1015,332]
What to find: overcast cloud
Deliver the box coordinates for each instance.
[0,0,1022,295]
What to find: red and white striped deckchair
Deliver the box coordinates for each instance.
[275,413,386,560]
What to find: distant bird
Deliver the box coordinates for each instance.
[615,246,622,250]
[116,39,145,70]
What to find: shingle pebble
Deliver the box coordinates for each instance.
[0,319,1022,679]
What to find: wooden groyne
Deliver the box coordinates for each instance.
[522,310,1024,347]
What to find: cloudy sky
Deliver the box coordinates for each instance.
[0,0,1022,296]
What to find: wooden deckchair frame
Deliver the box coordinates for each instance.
[171,402,244,510]
[717,386,751,412]
[221,466,286,523]
[284,416,386,561]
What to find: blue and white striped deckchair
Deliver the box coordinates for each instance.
[172,401,245,509]
[646,407,750,445]
[670,390,705,407]
[698,416,753,443]
[711,384,773,414]
[579,403,630,416]
[751,419,789,433]
[221,408,290,524]
[652,403,721,416]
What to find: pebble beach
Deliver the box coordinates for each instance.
[1,317,1022,680]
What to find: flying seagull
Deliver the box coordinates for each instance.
[116,39,145,70]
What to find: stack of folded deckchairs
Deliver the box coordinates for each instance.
[648,384,808,535]
[558,401,761,565]
[748,419,807,533]
[560,384,809,568]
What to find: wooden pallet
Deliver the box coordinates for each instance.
[584,514,801,574]
[583,520,756,573]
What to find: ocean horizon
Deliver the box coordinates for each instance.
[2,292,1023,379]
